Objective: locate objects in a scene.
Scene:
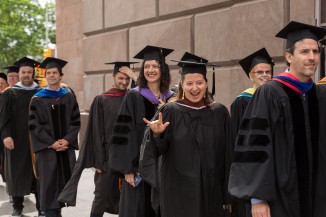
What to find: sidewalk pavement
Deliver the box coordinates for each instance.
[0,168,117,217]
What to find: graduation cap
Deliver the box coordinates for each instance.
[2,65,19,74]
[239,48,274,78]
[172,52,209,75]
[133,45,174,61]
[134,45,174,80]
[105,61,139,73]
[40,57,68,70]
[14,57,40,69]
[275,21,326,49]
[0,72,7,81]
[172,52,217,95]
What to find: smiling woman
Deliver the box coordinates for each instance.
[109,45,174,217]
[140,52,232,217]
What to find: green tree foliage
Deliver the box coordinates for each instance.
[0,0,56,68]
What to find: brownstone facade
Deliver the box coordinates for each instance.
[56,0,324,111]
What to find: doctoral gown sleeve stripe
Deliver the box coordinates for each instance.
[229,84,276,201]
[109,91,139,174]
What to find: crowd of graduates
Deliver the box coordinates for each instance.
[0,20,326,217]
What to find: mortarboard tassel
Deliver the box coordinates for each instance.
[160,49,165,76]
[212,66,215,96]
[131,63,137,88]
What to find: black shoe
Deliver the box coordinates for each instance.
[11,209,22,216]
[38,210,46,217]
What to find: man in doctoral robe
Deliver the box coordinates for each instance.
[229,21,326,217]
[29,57,80,217]
[57,61,138,217]
[0,57,43,216]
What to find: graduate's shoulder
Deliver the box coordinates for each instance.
[231,94,251,108]
[122,89,144,105]
[91,92,124,108]
[126,88,141,97]
[2,86,16,95]
[259,80,283,92]
[316,83,326,102]
[316,82,326,93]
[209,102,229,114]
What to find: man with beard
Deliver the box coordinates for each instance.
[0,57,43,216]
[57,61,137,217]
[229,21,326,217]
[29,57,80,217]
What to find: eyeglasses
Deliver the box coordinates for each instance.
[255,70,272,75]
[7,75,19,78]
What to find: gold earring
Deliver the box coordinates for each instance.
[182,91,185,100]
[204,93,206,98]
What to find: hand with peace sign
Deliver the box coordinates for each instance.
[143,112,170,137]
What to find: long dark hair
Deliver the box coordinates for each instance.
[176,74,214,106]
[137,60,171,93]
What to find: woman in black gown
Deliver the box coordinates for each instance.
[143,52,232,217]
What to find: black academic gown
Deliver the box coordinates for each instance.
[142,101,231,217]
[314,84,326,216]
[57,89,123,214]
[230,92,253,139]
[229,80,321,217]
[230,91,254,217]
[109,89,164,217]
[0,85,40,196]
[29,90,80,211]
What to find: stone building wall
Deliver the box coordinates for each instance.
[56,0,319,111]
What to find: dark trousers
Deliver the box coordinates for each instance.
[45,208,62,217]
[12,193,41,211]
[12,196,24,211]
[91,171,120,215]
